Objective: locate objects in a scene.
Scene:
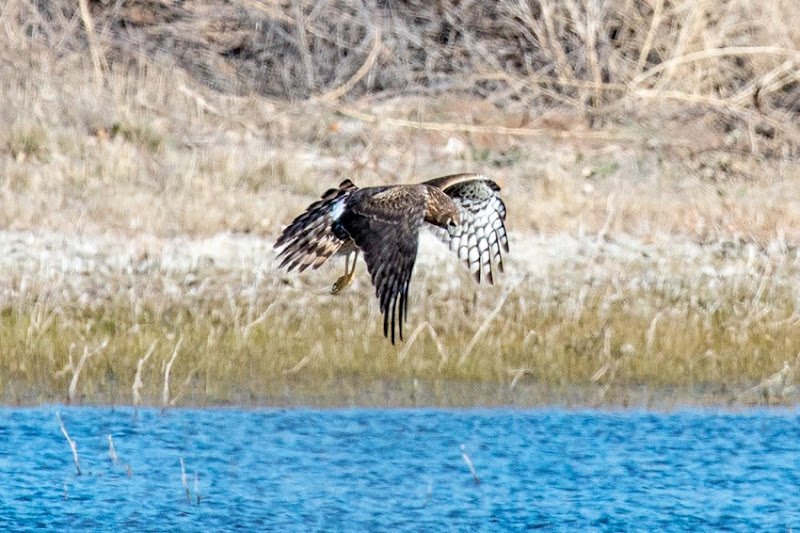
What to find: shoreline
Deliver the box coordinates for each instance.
[0,380,792,410]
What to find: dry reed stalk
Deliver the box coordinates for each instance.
[738,361,795,403]
[225,287,241,336]
[458,284,517,366]
[511,3,550,75]
[177,84,221,116]
[476,70,587,109]
[631,46,800,86]
[283,342,324,375]
[658,1,700,88]
[335,107,642,142]
[478,70,629,93]
[397,321,446,364]
[169,364,200,407]
[242,304,274,341]
[242,272,273,341]
[596,193,616,244]
[243,0,337,44]
[572,284,590,323]
[27,302,57,346]
[730,60,800,107]
[162,337,183,407]
[743,263,774,326]
[592,328,619,403]
[630,88,795,140]
[645,312,663,357]
[314,28,382,104]
[132,341,158,407]
[564,0,604,106]
[77,0,105,91]
[68,339,108,404]
[509,368,532,389]
[244,271,263,338]
[57,412,81,476]
[283,354,312,375]
[634,0,665,76]
[539,0,576,81]
[591,328,613,383]
[292,0,315,90]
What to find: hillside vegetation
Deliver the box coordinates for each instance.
[1,0,799,406]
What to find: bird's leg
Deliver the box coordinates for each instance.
[331,251,359,294]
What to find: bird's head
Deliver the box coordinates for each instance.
[442,207,461,237]
[424,185,461,235]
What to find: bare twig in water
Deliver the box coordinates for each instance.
[108,434,134,477]
[423,481,433,507]
[180,458,191,504]
[108,434,119,464]
[460,444,480,485]
[57,412,81,475]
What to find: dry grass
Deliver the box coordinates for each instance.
[1,232,800,407]
[0,0,799,406]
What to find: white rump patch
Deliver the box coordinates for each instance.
[330,197,346,221]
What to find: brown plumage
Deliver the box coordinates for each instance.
[274,173,509,344]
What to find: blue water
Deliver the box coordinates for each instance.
[1,407,799,531]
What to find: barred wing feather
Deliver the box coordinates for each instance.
[429,177,509,284]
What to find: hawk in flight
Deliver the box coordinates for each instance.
[274,173,509,344]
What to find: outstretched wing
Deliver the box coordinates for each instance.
[425,174,509,284]
[336,186,426,344]
[274,179,357,272]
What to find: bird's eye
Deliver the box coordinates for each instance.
[446,218,459,235]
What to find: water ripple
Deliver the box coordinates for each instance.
[0,407,798,531]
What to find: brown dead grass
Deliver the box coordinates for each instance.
[0,0,799,406]
[0,0,799,241]
[2,231,800,407]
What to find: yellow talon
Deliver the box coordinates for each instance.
[331,252,358,294]
[331,269,355,294]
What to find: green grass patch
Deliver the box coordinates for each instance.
[2,253,798,407]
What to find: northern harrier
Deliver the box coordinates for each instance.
[274,173,509,344]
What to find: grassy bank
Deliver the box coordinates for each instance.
[1,1,799,406]
[1,232,798,407]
